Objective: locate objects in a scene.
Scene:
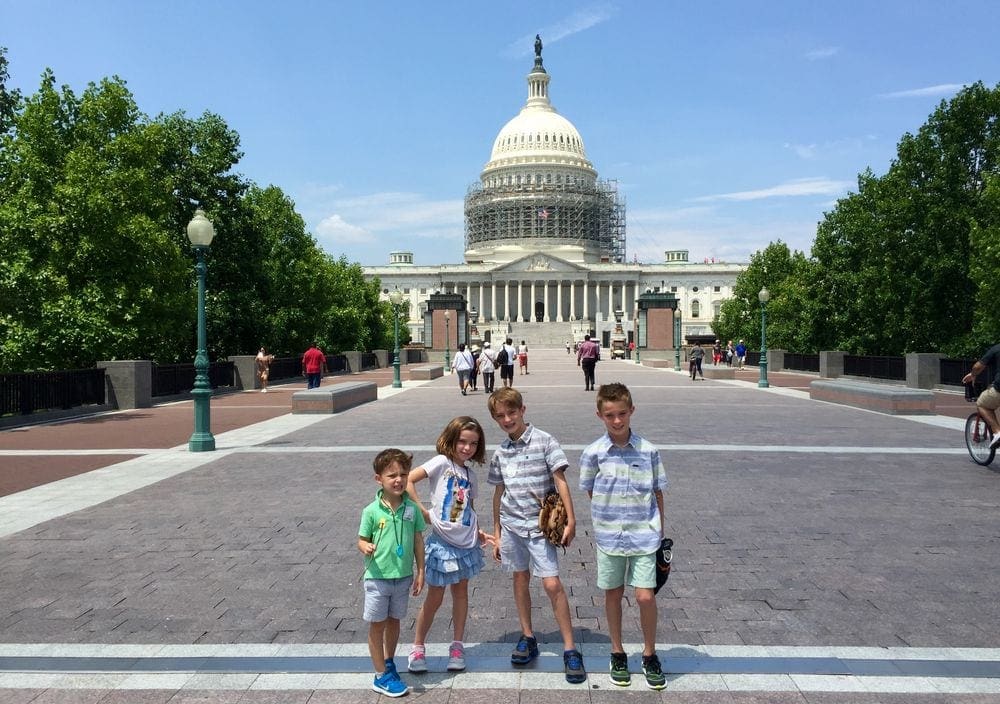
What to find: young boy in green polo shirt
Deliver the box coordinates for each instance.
[358,449,426,697]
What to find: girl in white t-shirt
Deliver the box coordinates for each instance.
[406,417,495,673]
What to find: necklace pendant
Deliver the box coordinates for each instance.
[396,545,404,557]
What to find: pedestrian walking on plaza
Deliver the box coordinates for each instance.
[302,343,326,389]
[689,342,705,380]
[478,342,497,393]
[469,345,481,391]
[518,340,529,375]
[255,347,273,393]
[735,339,747,369]
[579,383,668,690]
[405,417,496,675]
[566,340,571,354]
[712,340,722,366]
[451,343,475,395]
[358,449,426,697]
[486,389,587,684]
[499,337,517,388]
[577,334,601,391]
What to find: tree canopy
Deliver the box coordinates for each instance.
[715,81,1000,358]
[0,52,395,372]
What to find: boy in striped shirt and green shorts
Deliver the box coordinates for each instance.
[579,382,668,690]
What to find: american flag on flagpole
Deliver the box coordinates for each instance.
[537,207,550,219]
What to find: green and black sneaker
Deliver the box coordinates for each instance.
[609,652,630,686]
[642,653,667,690]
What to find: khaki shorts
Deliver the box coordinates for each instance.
[977,386,1000,411]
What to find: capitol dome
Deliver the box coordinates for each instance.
[464,38,624,265]
[480,50,596,187]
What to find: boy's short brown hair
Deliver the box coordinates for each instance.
[372,448,413,475]
[487,388,523,416]
[596,382,633,411]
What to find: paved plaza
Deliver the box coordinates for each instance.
[2,349,1000,703]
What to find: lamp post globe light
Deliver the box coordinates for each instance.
[758,287,770,388]
[187,209,216,452]
[444,310,451,369]
[389,287,404,388]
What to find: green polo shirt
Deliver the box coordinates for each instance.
[358,490,425,580]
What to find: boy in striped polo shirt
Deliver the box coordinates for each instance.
[579,383,668,690]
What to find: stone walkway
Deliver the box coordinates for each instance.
[1,349,999,702]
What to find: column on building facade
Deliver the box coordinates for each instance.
[530,280,537,322]
[517,280,523,322]
[583,281,589,321]
[556,281,563,322]
[621,281,628,316]
[490,281,497,322]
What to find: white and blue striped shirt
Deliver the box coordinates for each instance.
[579,431,666,555]
[487,424,569,538]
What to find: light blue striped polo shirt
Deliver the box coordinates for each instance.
[487,424,569,538]
[579,430,666,555]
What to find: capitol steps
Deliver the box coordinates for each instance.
[498,321,577,347]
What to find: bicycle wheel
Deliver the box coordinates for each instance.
[965,413,996,466]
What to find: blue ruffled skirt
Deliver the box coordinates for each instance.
[424,533,485,586]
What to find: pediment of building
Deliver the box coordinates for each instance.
[489,253,588,274]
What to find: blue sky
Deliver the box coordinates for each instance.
[3,1,999,266]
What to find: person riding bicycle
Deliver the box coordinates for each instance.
[962,343,1000,450]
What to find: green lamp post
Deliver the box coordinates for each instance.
[673,309,682,372]
[389,287,404,388]
[187,209,216,452]
[444,310,451,369]
[758,287,770,388]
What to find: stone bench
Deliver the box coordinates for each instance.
[410,365,444,380]
[292,381,377,414]
[809,379,935,415]
[703,367,736,380]
[641,359,674,368]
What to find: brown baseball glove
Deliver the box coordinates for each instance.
[539,492,568,547]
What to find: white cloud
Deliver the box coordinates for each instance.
[784,142,818,159]
[315,214,372,244]
[504,3,617,57]
[694,177,853,202]
[877,83,967,99]
[805,47,839,61]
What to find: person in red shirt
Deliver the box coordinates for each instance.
[302,343,327,389]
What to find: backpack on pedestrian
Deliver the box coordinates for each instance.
[496,346,509,366]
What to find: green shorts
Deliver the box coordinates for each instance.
[595,547,657,590]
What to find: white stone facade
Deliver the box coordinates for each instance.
[363,40,744,345]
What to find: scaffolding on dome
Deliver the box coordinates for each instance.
[464,179,626,262]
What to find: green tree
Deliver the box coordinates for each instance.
[0,72,191,370]
[0,47,20,135]
[806,81,1000,355]
[713,241,814,352]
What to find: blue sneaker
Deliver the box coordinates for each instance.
[564,648,587,684]
[511,634,539,665]
[384,658,398,677]
[373,670,409,697]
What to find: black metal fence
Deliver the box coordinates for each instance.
[784,353,820,373]
[0,368,106,416]
[151,361,235,397]
[844,355,906,381]
[361,352,379,370]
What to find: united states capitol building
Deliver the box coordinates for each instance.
[364,38,744,348]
